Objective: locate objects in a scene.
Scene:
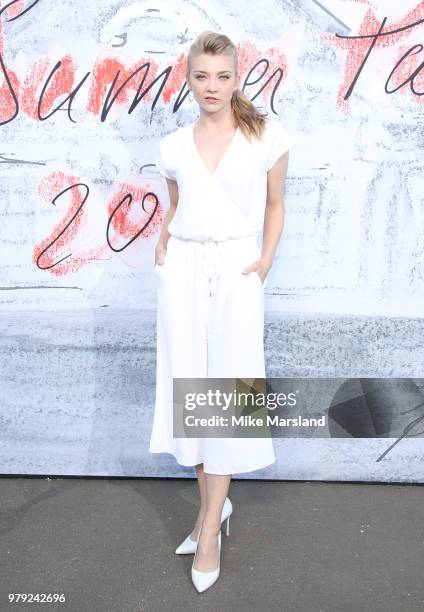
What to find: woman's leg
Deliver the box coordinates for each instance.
[189,463,207,541]
[193,472,232,572]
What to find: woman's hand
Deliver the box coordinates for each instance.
[155,242,167,266]
[242,256,272,285]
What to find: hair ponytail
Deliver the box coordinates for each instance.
[230,88,267,142]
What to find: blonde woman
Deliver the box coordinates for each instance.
[149,31,293,593]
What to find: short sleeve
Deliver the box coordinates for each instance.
[265,120,294,171]
[155,136,177,181]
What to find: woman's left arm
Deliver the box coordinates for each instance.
[242,151,290,283]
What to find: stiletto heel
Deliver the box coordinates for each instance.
[191,525,221,593]
[175,496,232,554]
[224,515,230,536]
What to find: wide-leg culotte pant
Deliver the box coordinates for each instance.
[149,233,276,475]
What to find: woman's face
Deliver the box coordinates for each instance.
[187,52,239,114]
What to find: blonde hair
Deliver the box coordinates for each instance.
[186,31,268,142]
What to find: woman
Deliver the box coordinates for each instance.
[149,31,293,593]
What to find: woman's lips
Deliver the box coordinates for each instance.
[205,97,218,103]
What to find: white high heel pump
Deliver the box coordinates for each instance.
[175,496,232,555]
[191,525,222,593]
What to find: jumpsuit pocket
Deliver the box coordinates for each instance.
[154,260,166,272]
[154,239,172,274]
[154,256,168,281]
[250,270,264,287]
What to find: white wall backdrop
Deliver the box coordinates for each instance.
[0,0,423,481]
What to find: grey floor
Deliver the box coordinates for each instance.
[1,477,423,612]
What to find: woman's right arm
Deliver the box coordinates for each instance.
[155,177,178,265]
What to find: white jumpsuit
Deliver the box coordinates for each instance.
[149,117,293,475]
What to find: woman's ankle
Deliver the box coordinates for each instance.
[201,519,221,535]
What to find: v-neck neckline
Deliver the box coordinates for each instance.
[191,120,239,178]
